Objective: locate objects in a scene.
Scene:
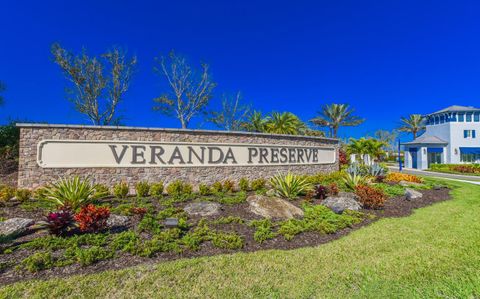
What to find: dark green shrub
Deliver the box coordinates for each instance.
[110,231,139,253]
[239,177,250,191]
[211,232,244,249]
[0,185,15,204]
[223,180,235,193]
[137,214,162,234]
[113,182,129,199]
[74,246,114,266]
[14,188,31,202]
[166,180,193,196]
[135,181,150,197]
[251,178,266,191]
[214,191,247,204]
[150,182,164,198]
[19,252,54,272]
[211,181,223,193]
[198,184,211,196]
[211,216,245,225]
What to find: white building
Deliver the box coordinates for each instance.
[404,105,480,169]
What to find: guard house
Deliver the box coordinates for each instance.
[404,105,480,169]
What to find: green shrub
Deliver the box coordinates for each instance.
[14,188,31,202]
[239,177,250,191]
[251,178,266,191]
[19,252,54,272]
[93,184,110,198]
[270,173,313,199]
[198,184,211,196]
[113,182,129,199]
[0,185,15,204]
[42,176,100,210]
[249,219,277,243]
[211,232,244,250]
[166,180,193,196]
[211,181,223,193]
[137,214,162,234]
[213,191,247,204]
[33,187,48,200]
[73,246,114,266]
[223,180,235,193]
[150,182,164,198]
[135,181,150,197]
[110,231,139,254]
[211,216,245,225]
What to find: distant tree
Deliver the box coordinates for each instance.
[265,112,307,135]
[242,110,269,133]
[153,51,216,129]
[374,129,399,153]
[347,138,386,163]
[51,43,137,125]
[0,81,5,106]
[398,114,425,139]
[304,128,326,137]
[310,103,364,138]
[207,92,250,131]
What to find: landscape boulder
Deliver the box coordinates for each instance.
[321,192,362,214]
[107,214,130,228]
[399,180,422,187]
[405,188,423,200]
[0,218,35,237]
[184,201,221,217]
[247,195,304,219]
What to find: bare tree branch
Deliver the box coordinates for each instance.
[51,43,137,125]
[207,92,251,131]
[153,51,216,128]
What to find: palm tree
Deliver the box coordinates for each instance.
[310,103,364,138]
[398,114,425,139]
[264,112,307,135]
[347,138,386,163]
[242,110,269,132]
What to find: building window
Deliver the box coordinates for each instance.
[440,115,445,123]
[458,113,465,122]
[461,153,480,163]
[450,113,457,122]
[466,113,473,122]
[464,130,476,138]
[475,112,480,122]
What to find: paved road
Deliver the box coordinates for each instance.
[387,166,480,185]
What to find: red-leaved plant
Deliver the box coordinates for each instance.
[355,185,387,209]
[46,209,74,235]
[74,204,110,232]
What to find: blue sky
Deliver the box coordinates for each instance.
[1,0,480,140]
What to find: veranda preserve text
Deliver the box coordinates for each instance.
[37,140,336,168]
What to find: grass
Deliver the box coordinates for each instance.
[2,179,480,298]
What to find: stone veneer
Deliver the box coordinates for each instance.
[17,124,339,190]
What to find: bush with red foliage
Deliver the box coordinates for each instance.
[339,149,349,166]
[130,207,147,216]
[328,183,339,196]
[451,165,479,174]
[46,209,74,235]
[355,185,387,209]
[74,204,110,232]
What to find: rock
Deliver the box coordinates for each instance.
[265,189,276,197]
[399,181,422,187]
[405,188,423,200]
[184,201,221,217]
[247,195,304,219]
[107,214,130,228]
[0,218,35,237]
[322,193,362,214]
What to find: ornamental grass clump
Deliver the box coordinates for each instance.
[113,182,129,199]
[239,177,250,191]
[0,185,15,204]
[150,182,164,198]
[270,172,313,199]
[15,189,31,202]
[42,176,101,210]
[135,181,150,198]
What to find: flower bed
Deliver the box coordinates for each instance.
[0,170,449,285]
[429,164,480,176]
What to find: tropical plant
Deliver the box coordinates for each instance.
[398,114,426,139]
[347,138,386,163]
[74,204,110,232]
[342,173,368,190]
[242,111,269,132]
[46,209,74,235]
[264,112,307,135]
[346,162,362,176]
[42,177,102,210]
[153,50,216,129]
[355,185,387,209]
[14,189,31,202]
[314,185,329,199]
[310,103,364,138]
[367,163,387,177]
[270,173,313,199]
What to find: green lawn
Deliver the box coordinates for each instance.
[2,179,480,298]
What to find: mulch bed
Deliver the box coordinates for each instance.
[0,187,451,286]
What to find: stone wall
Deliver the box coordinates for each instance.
[17,124,339,189]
